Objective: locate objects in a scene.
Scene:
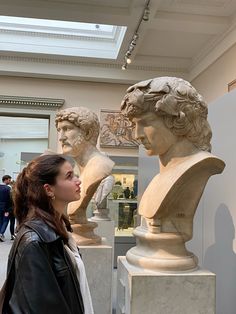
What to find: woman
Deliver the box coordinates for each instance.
[3,154,94,314]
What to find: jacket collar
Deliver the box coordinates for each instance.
[24,218,61,243]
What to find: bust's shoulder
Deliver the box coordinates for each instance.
[88,153,114,165]
[84,153,114,177]
[175,151,225,173]
[139,151,225,219]
[162,150,225,174]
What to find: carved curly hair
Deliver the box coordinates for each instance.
[121,77,212,152]
[55,106,100,146]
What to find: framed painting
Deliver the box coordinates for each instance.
[100,109,139,148]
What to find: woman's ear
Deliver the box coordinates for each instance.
[43,183,54,198]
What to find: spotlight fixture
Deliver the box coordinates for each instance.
[121,0,150,70]
[125,51,132,64]
[122,63,127,70]
[142,7,150,21]
[126,57,132,64]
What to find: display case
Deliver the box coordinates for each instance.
[107,156,139,237]
[107,198,137,231]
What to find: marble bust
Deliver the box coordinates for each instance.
[91,174,115,221]
[55,106,114,245]
[121,76,225,271]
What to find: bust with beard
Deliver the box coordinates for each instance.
[56,107,114,245]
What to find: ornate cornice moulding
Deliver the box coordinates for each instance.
[0,55,187,73]
[0,95,64,109]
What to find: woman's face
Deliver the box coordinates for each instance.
[51,161,81,205]
[133,112,179,156]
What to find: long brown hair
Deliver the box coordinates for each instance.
[14,154,72,241]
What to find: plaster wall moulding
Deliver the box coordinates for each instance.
[0,55,187,73]
[0,95,64,109]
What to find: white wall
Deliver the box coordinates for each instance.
[191,43,236,104]
[0,138,48,176]
[0,76,138,157]
[201,89,236,314]
[0,76,128,109]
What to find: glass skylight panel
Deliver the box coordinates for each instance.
[0,16,127,58]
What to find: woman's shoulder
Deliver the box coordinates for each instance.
[13,219,60,250]
[22,218,60,243]
[8,219,62,267]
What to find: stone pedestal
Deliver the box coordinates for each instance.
[91,207,111,221]
[126,226,198,271]
[80,240,113,314]
[117,257,215,314]
[72,221,101,245]
[92,219,115,249]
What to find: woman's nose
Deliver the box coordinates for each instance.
[75,178,81,185]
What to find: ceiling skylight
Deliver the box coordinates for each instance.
[0,16,127,59]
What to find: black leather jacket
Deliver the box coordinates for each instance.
[5,219,84,314]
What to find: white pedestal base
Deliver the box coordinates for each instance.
[93,219,115,249]
[80,241,113,314]
[91,207,111,221]
[117,257,215,314]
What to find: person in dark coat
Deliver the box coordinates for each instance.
[2,154,94,314]
[0,175,11,241]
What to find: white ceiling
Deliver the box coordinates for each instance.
[0,0,236,84]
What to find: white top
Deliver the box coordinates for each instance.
[65,233,94,314]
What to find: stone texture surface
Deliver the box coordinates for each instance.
[117,257,215,314]
[80,241,113,314]
[92,174,115,220]
[93,219,115,249]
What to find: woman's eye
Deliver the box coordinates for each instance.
[67,173,73,179]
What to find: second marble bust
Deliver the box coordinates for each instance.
[56,106,114,245]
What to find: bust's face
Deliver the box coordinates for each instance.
[132,112,179,157]
[57,120,87,157]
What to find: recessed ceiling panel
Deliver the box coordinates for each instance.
[138,29,213,58]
